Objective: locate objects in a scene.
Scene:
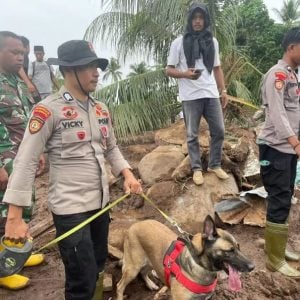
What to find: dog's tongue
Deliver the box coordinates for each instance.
[228,265,241,292]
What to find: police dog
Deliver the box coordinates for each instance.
[116,215,254,300]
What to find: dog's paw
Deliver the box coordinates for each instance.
[145,275,160,291]
[153,286,169,300]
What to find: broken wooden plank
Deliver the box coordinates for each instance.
[30,218,54,238]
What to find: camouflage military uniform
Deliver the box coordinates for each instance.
[0,72,33,222]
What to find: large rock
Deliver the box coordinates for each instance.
[138,145,185,185]
[243,145,260,182]
[228,137,250,162]
[125,144,157,161]
[155,120,186,145]
[172,155,192,179]
[168,173,239,233]
[146,181,181,203]
[155,119,209,147]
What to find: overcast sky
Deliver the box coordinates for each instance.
[0,0,282,74]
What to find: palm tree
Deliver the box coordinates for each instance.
[127,62,151,77]
[103,57,123,83]
[85,0,260,139]
[273,0,300,25]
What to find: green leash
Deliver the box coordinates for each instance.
[35,193,189,253]
[35,193,129,253]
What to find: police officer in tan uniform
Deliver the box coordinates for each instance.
[3,40,142,299]
[258,27,300,278]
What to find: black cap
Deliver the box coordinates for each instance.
[47,40,108,71]
[34,45,44,52]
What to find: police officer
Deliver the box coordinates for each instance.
[3,40,142,299]
[0,31,44,290]
[258,27,300,278]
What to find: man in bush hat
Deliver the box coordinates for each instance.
[28,45,58,100]
[3,40,142,299]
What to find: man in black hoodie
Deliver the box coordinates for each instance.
[166,2,228,186]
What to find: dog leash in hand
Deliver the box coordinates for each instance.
[141,193,191,237]
[35,193,130,253]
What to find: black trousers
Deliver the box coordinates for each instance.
[259,144,297,224]
[53,209,110,300]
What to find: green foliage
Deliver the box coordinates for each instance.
[273,0,300,25]
[235,0,285,73]
[127,62,151,77]
[94,68,179,139]
[84,0,281,139]
[103,57,123,83]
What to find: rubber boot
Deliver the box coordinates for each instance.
[264,246,300,262]
[24,253,45,267]
[285,249,300,262]
[92,271,104,300]
[0,242,44,267]
[0,242,32,290]
[284,219,300,261]
[265,221,300,278]
[0,274,30,290]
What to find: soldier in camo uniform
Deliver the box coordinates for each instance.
[0,31,44,290]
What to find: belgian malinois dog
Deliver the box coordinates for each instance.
[116,215,254,300]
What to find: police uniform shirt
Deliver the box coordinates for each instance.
[258,59,300,154]
[3,86,130,214]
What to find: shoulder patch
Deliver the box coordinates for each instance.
[275,71,287,81]
[32,105,51,121]
[29,117,44,134]
[275,79,284,91]
[95,103,109,118]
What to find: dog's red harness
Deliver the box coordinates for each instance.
[163,239,217,294]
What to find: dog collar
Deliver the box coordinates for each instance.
[163,239,217,294]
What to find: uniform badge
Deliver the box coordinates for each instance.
[77,131,86,140]
[275,80,284,90]
[63,92,74,102]
[29,117,44,134]
[95,104,102,117]
[275,71,287,81]
[62,106,78,119]
[95,104,109,118]
[100,126,108,138]
[32,105,51,121]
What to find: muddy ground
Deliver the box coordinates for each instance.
[1,141,300,300]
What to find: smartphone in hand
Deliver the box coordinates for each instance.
[194,69,203,74]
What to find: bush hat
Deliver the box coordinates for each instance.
[47,40,108,71]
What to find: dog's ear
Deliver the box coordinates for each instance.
[203,215,217,240]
